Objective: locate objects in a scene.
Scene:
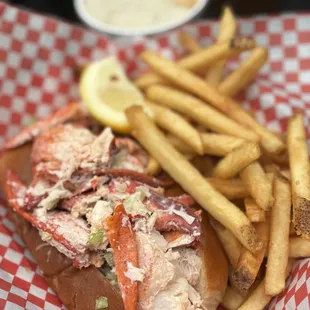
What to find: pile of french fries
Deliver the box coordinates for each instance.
[125,6,310,310]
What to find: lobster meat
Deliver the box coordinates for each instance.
[3,102,88,150]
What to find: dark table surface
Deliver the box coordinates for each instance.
[5,0,310,25]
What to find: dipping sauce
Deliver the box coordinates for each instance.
[84,0,195,29]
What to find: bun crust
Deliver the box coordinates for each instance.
[199,212,229,310]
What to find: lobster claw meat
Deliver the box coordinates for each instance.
[104,204,139,310]
[162,231,195,248]
[72,176,110,197]
[5,170,97,268]
[149,192,201,242]
[76,168,174,188]
[113,137,149,173]
[3,102,88,150]
[23,192,48,211]
[169,194,196,208]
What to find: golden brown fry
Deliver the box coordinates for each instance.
[289,237,310,257]
[166,133,196,155]
[265,175,291,295]
[147,101,203,154]
[231,221,269,292]
[221,286,245,310]
[178,31,201,53]
[271,130,286,141]
[281,170,291,180]
[136,39,255,89]
[205,6,237,85]
[240,161,273,210]
[195,124,207,133]
[218,47,268,97]
[266,171,275,189]
[213,142,261,179]
[262,163,280,174]
[146,156,161,175]
[208,178,249,200]
[146,85,259,142]
[141,51,285,154]
[201,133,246,156]
[260,151,289,173]
[191,155,214,177]
[126,106,262,253]
[266,237,310,257]
[172,38,255,72]
[245,198,266,223]
[238,259,295,310]
[266,150,289,166]
[289,221,297,236]
[210,217,242,267]
[134,72,170,89]
[287,113,310,239]
[217,6,237,39]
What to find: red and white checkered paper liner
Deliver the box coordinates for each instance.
[0,2,309,309]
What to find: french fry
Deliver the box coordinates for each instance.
[126,106,263,253]
[147,101,204,154]
[174,38,256,72]
[287,113,310,239]
[240,161,273,210]
[265,175,291,295]
[146,85,259,142]
[213,142,261,179]
[218,47,268,97]
[265,150,289,166]
[135,38,256,89]
[238,259,295,310]
[289,221,297,236]
[210,217,242,267]
[201,133,246,156]
[141,51,285,154]
[266,171,275,187]
[146,156,161,175]
[260,151,289,172]
[134,72,170,89]
[208,178,249,200]
[245,198,266,223]
[205,6,237,85]
[166,133,196,155]
[231,221,269,292]
[271,130,286,142]
[265,237,310,257]
[289,237,310,257]
[281,169,291,180]
[262,162,280,174]
[221,286,245,310]
[191,155,214,177]
[223,280,263,310]
[178,31,201,53]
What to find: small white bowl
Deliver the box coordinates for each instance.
[74,0,208,36]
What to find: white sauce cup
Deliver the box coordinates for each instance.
[74,0,209,36]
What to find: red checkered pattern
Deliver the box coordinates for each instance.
[0,2,310,309]
[269,260,310,309]
[0,3,116,147]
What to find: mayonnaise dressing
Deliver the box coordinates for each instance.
[84,0,192,29]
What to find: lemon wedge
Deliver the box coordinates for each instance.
[80,56,149,133]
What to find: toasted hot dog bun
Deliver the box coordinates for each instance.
[0,144,33,193]
[10,211,125,310]
[199,212,228,310]
[0,144,228,310]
